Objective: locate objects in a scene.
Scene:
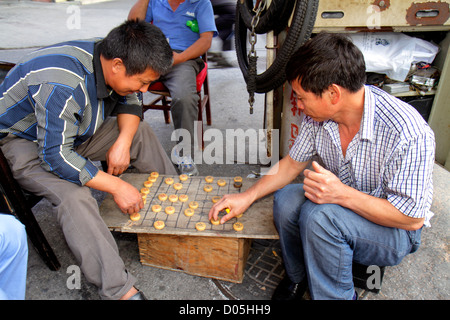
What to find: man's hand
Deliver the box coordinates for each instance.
[106,140,131,176]
[303,161,348,205]
[208,193,253,224]
[112,179,144,215]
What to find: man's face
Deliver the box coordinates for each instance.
[109,59,160,96]
[291,79,333,122]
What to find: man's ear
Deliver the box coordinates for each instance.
[111,58,125,74]
[328,84,342,105]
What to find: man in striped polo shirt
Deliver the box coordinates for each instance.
[0,20,177,300]
[209,33,435,300]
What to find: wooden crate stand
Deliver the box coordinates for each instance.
[138,234,251,283]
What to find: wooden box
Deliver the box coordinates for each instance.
[138,234,251,283]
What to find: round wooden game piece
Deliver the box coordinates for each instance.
[141,193,147,200]
[189,201,199,209]
[210,218,220,225]
[179,194,189,202]
[205,176,213,183]
[168,194,178,202]
[140,187,150,194]
[173,182,183,190]
[179,174,188,181]
[184,208,194,217]
[148,175,157,183]
[195,222,206,231]
[154,220,165,230]
[211,196,221,203]
[130,213,140,221]
[165,206,175,215]
[151,204,162,213]
[158,193,168,201]
[203,185,213,192]
[233,222,244,231]
[165,177,174,185]
[217,179,226,187]
[234,176,243,183]
[233,181,242,188]
[150,171,159,178]
[144,180,153,188]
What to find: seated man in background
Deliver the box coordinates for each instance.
[0,20,176,300]
[209,33,435,300]
[129,0,217,175]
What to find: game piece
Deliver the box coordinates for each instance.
[154,220,165,230]
[169,194,178,202]
[184,208,194,217]
[233,222,244,231]
[179,194,189,202]
[205,176,213,183]
[165,206,175,215]
[144,180,153,188]
[179,174,188,181]
[130,213,140,221]
[165,177,174,185]
[189,201,199,209]
[217,179,226,187]
[195,222,206,231]
[158,193,168,201]
[204,185,213,192]
[140,187,149,194]
[210,218,220,225]
[150,171,159,178]
[152,204,162,213]
[173,182,183,190]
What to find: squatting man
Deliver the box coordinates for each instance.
[209,32,435,300]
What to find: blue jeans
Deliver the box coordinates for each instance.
[273,184,421,300]
[0,214,28,300]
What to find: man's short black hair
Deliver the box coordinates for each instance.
[98,19,173,76]
[286,33,366,96]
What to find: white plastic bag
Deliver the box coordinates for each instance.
[347,32,439,81]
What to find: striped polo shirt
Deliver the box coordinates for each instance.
[290,85,435,226]
[0,40,142,186]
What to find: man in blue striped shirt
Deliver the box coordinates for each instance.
[209,33,435,300]
[0,20,176,300]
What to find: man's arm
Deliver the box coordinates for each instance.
[303,161,425,230]
[209,155,309,224]
[105,113,140,176]
[87,113,144,215]
[85,170,143,214]
[128,0,150,21]
[172,32,214,65]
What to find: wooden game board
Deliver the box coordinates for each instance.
[100,173,279,239]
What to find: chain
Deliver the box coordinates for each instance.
[246,1,266,114]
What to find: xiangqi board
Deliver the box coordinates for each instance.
[100,173,278,239]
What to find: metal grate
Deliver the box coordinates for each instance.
[244,239,285,289]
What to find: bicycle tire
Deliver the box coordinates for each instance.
[235,0,319,93]
[238,0,296,35]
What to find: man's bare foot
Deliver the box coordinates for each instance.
[120,286,138,300]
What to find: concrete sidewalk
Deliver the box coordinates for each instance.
[0,0,448,301]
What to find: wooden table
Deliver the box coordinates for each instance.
[100,173,279,283]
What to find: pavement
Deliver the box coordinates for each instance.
[0,0,448,303]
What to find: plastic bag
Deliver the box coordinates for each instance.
[347,32,439,81]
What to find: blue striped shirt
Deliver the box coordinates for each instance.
[290,85,435,226]
[0,40,142,186]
